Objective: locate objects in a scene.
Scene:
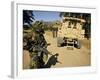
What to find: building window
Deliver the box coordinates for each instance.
[68,22,71,28]
[73,23,77,29]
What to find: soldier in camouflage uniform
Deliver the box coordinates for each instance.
[29,28,50,68]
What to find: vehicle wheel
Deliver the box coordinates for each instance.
[74,40,77,48]
[76,40,81,49]
[57,43,61,47]
[57,37,63,47]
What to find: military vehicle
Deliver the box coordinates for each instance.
[57,16,85,49]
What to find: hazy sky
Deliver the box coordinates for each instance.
[33,11,60,21]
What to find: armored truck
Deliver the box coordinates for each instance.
[57,16,85,49]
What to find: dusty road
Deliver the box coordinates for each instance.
[44,33,91,68]
[23,32,91,69]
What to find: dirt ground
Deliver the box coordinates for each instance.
[23,31,91,69]
[44,31,91,68]
[23,50,31,69]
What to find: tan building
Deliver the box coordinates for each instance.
[57,16,86,48]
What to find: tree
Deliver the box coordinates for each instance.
[59,12,83,18]
[23,10,35,27]
[32,21,45,33]
[59,12,70,17]
[82,13,91,39]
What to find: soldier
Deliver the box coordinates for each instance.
[52,28,58,38]
[29,28,50,69]
[27,38,35,52]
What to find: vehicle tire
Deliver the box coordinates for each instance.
[57,37,63,47]
[74,40,77,48]
[76,40,81,49]
[57,43,61,47]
